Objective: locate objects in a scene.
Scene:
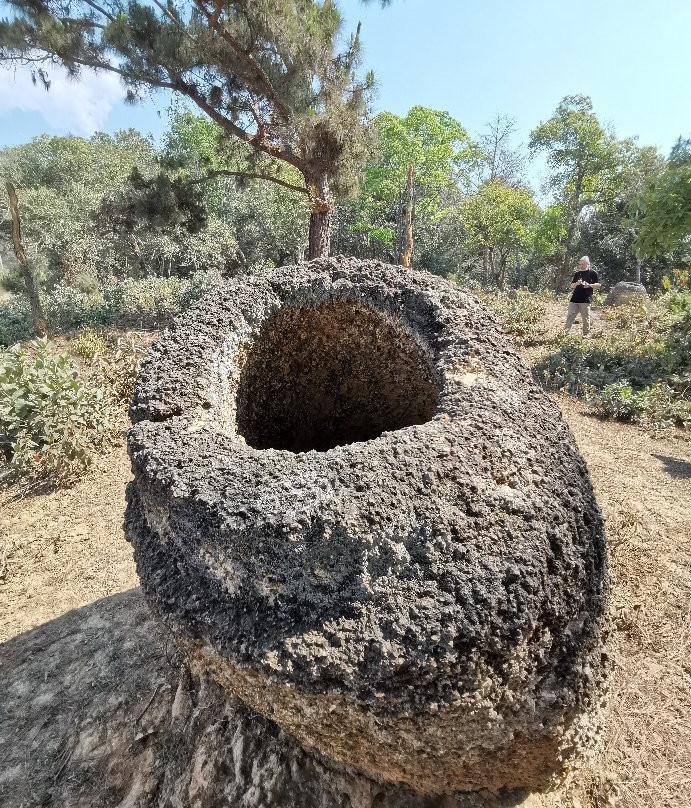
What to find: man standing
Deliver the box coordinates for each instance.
[565,256,600,336]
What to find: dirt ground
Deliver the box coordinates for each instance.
[1,315,690,807]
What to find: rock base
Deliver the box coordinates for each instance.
[1,591,542,808]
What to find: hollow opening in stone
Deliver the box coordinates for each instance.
[236,300,439,452]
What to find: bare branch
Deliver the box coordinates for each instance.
[190,169,309,195]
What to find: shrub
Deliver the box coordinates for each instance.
[75,330,143,403]
[43,284,112,330]
[538,288,691,431]
[478,289,547,344]
[0,339,117,484]
[0,268,222,347]
[0,299,33,347]
[72,328,107,361]
[595,381,691,430]
[102,270,221,325]
[538,334,665,396]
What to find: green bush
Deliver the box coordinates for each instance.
[71,329,143,403]
[0,339,117,483]
[538,288,691,430]
[72,328,107,361]
[0,269,222,347]
[0,299,33,347]
[595,380,691,430]
[538,334,664,396]
[478,289,547,344]
[102,270,221,325]
[43,284,112,330]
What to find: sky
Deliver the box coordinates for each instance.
[0,0,689,185]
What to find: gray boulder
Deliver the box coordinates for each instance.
[603,281,648,307]
[126,257,610,796]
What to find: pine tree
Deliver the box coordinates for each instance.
[0,0,374,259]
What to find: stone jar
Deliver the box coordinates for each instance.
[126,257,610,796]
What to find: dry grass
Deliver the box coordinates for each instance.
[531,300,691,808]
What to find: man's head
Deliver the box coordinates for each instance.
[578,256,591,270]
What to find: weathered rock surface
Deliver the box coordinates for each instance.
[126,257,610,795]
[603,281,648,307]
[0,590,539,808]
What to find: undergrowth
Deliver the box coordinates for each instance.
[537,282,691,431]
[477,288,548,344]
[0,332,142,486]
[0,269,221,347]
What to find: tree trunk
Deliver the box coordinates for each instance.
[556,168,585,292]
[498,251,508,289]
[488,246,496,286]
[398,164,415,268]
[6,182,48,337]
[635,258,642,284]
[556,217,579,293]
[308,174,333,260]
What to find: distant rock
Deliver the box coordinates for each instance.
[603,281,648,307]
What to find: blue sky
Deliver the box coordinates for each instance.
[1,0,689,183]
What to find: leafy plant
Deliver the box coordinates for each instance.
[72,328,107,361]
[0,339,117,483]
[479,289,547,344]
[595,380,691,430]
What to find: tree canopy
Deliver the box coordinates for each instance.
[635,137,691,258]
[0,0,374,257]
[351,106,479,266]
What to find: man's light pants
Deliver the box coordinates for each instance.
[565,302,591,335]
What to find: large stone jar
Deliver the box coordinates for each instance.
[125,257,610,796]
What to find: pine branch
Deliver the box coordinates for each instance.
[80,0,116,23]
[190,0,292,122]
[190,170,309,195]
[170,73,305,172]
[16,49,179,91]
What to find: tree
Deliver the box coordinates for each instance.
[0,0,374,259]
[0,131,237,284]
[460,181,544,288]
[635,137,691,258]
[475,114,525,187]
[5,182,48,335]
[163,111,309,269]
[530,95,637,290]
[354,106,479,267]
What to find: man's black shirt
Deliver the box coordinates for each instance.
[570,269,599,303]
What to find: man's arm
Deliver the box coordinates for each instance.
[570,273,580,289]
[583,272,600,290]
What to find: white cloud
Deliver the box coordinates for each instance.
[0,62,123,136]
